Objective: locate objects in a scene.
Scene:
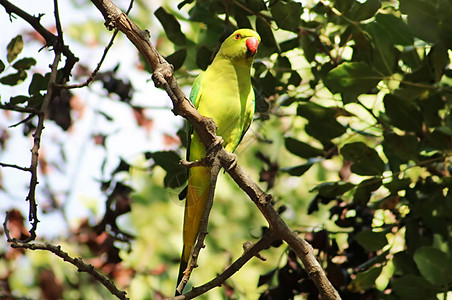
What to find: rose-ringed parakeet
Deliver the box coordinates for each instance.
[176,28,260,293]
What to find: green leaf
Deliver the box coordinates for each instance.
[148,151,187,188]
[12,57,36,71]
[384,178,411,193]
[288,70,302,86]
[367,22,396,76]
[245,0,267,12]
[155,7,187,46]
[312,181,355,198]
[347,0,381,21]
[281,163,313,176]
[413,247,452,286]
[9,95,30,105]
[29,73,49,95]
[234,8,252,29]
[324,62,381,102]
[399,0,440,43]
[375,13,414,45]
[284,137,323,159]
[392,275,438,300]
[383,94,423,133]
[424,129,452,151]
[382,131,418,162]
[0,70,27,86]
[427,43,449,83]
[341,142,385,176]
[165,48,187,70]
[355,230,388,252]
[196,46,213,71]
[7,35,23,63]
[297,102,346,142]
[393,251,420,276]
[353,178,382,205]
[348,266,383,292]
[256,17,279,54]
[279,37,299,53]
[0,59,5,73]
[270,0,302,32]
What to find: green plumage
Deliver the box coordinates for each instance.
[176,29,260,294]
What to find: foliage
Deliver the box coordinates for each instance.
[152,0,452,298]
[1,0,452,299]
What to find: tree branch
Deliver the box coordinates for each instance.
[57,0,134,90]
[173,229,278,300]
[0,0,79,80]
[89,0,341,298]
[10,241,128,300]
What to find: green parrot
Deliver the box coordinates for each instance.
[176,28,260,293]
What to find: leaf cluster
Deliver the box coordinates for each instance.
[153,0,452,298]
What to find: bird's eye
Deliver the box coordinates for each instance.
[235,33,241,40]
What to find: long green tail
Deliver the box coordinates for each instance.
[176,165,210,295]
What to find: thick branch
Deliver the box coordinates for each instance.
[89,0,341,299]
[10,241,128,300]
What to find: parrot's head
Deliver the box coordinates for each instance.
[218,29,261,63]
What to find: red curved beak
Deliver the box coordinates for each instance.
[246,37,259,56]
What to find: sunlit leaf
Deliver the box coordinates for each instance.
[7,35,23,63]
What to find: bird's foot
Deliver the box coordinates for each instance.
[225,153,238,171]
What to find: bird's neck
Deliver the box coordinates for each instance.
[210,55,253,82]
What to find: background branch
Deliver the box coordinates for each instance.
[173,229,278,300]
[89,0,341,299]
[0,0,79,79]
[10,241,128,300]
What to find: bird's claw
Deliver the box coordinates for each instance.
[225,153,238,171]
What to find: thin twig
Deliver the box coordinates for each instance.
[0,162,30,172]
[0,103,38,114]
[0,0,79,79]
[172,230,278,300]
[53,0,64,45]
[58,0,134,89]
[22,52,61,242]
[10,241,128,300]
